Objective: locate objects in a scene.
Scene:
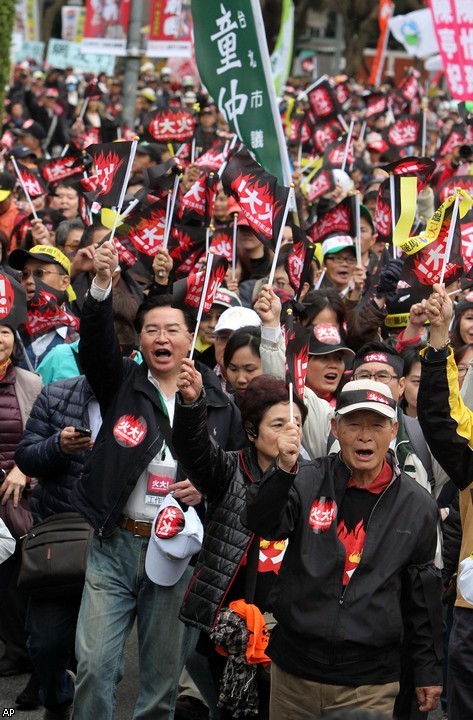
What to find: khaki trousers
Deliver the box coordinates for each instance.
[270,662,399,719]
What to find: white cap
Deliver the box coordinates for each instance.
[161,66,172,77]
[145,494,203,587]
[336,379,397,420]
[332,169,352,194]
[214,306,261,334]
[322,235,355,257]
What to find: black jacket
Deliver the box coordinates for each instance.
[72,292,245,536]
[15,376,94,524]
[244,452,443,687]
[173,392,263,632]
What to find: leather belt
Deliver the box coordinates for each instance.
[117,515,153,538]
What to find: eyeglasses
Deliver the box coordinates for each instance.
[457,366,469,377]
[19,268,64,281]
[325,254,356,265]
[141,326,188,339]
[353,371,400,384]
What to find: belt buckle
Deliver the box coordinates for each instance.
[132,519,149,537]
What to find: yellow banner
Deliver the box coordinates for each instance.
[393,176,418,248]
[397,188,473,256]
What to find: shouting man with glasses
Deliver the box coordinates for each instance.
[70,241,245,720]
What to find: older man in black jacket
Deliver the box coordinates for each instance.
[71,240,244,720]
[244,379,443,719]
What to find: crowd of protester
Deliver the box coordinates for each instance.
[0,57,472,720]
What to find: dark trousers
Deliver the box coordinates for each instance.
[447,606,473,720]
[0,543,29,662]
[26,594,81,709]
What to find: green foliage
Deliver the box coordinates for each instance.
[0,0,16,127]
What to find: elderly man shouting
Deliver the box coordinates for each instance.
[244,379,443,719]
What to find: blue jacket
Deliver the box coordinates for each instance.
[15,375,95,523]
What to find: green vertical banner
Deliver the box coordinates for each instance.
[270,0,294,97]
[191,0,291,186]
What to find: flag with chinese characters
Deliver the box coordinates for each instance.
[303,168,335,203]
[171,254,229,315]
[221,145,290,249]
[306,79,342,122]
[117,201,168,257]
[323,138,355,170]
[84,141,133,208]
[429,0,473,100]
[182,172,218,226]
[307,196,357,243]
[71,126,100,150]
[195,139,230,171]
[437,127,466,157]
[437,175,473,204]
[365,93,388,119]
[283,310,310,400]
[400,189,473,286]
[144,107,195,144]
[312,121,341,155]
[192,0,291,185]
[285,227,315,299]
[24,285,80,337]
[14,162,49,199]
[384,114,422,149]
[39,154,84,185]
[169,224,208,278]
[209,226,233,262]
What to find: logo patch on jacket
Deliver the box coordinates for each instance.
[309,497,337,533]
[113,414,147,447]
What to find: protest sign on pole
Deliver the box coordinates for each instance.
[429,0,473,100]
[192,0,291,186]
[81,0,130,55]
[369,0,394,85]
[147,0,193,58]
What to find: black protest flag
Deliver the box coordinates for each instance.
[24,284,80,338]
[438,128,466,158]
[144,106,195,143]
[117,200,168,257]
[143,156,183,197]
[312,121,342,155]
[195,139,229,172]
[323,138,354,170]
[375,177,396,247]
[437,175,473,204]
[384,114,422,149]
[182,172,218,227]
[14,162,49,199]
[306,80,342,122]
[71,126,100,150]
[169,224,208,278]
[39,153,84,185]
[365,92,388,119]
[381,156,436,190]
[307,195,357,243]
[283,309,310,401]
[171,254,229,316]
[221,145,290,250]
[85,141,133,208]
[395,68,421,107]
[209,225,233,262]
[304,168,335,203]
[400,192,472,288]
[285,226,315,300]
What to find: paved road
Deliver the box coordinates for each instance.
[0,628,139,718]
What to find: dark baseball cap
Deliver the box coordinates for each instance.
[309,323,354,357]
[15,119,45,141]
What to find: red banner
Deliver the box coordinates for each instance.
[429,0,473,100]
[147,0,193,58]
[82,0,130,55]
[369,0,394,86]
